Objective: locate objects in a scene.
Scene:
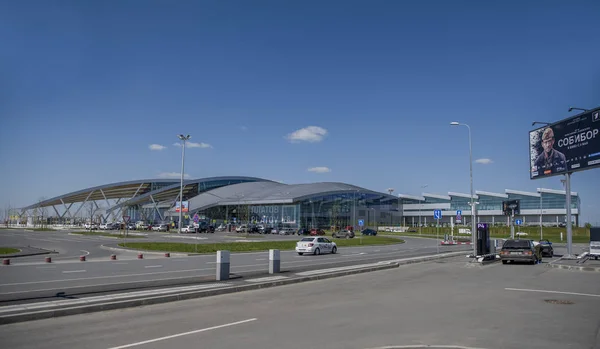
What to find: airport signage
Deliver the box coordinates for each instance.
[529,107,600,179]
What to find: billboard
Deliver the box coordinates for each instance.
[502,200,520,216]
[175,201,189,213]
[529,107,600,179]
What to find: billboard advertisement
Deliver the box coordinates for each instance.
[529,107,600,179]
[175,201,189,213]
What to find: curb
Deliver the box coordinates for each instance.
[0,262,400,325]
[547,262,600,272]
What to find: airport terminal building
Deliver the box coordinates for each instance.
[15,176,580,229]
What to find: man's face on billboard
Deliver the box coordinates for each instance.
[542,136,554,154]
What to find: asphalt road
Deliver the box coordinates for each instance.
[0,229,470,302]
[1,255,599,349]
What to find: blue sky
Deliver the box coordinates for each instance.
[1,0,599,224]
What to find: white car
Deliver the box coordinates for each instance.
[181,225,195,233]
[296,237,337,255]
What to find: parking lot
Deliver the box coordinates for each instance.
[1,254,598,349]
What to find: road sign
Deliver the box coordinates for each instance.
[433,210,442,220]
[193,213,199,223]
[456,210,462,216]
[358,219,364,227]
[515,219,523,226]
[122,215,130,223]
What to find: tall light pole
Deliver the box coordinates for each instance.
[450,122,476,256]
[177,134,191,234]
[418,184,428,234]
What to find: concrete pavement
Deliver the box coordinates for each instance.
[1,256,598,349]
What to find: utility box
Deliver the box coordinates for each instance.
[590,228,600,258]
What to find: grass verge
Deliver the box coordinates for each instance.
[387,226,590,243]
[72,231,146,239]
[119,236,404,253]
[31,228,56,232]
[0,247,20,255]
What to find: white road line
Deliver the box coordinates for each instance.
[80,250,90,256]
[144,265,162,268]
[255,258,266,261]
[114,262,129,265]
[106,318,257,349]
[35,266,56,269]
[505,287,600,298]
[62,270,86,274]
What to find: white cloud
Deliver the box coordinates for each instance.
[307,166,332,173]
[149,144,167,151]
[157,172,191,179]
[475,158,493,165]
[286,126,328,143]
[173,142,213,148]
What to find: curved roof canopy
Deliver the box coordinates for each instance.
[23,176,271,210]
[177,181,398,213]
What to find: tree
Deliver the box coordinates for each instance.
[584,222,592,229]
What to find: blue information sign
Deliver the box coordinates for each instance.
[358,219,364,227]
[433,210,442,220]
[515,219,523,226]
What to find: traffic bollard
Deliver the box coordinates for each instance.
[138,253,143,259]
[269,249,280,274]
[2,259,9,265]
[110,254,117,260]
[80,255,86,262]
[216,250,230,281]
[45,257,52,263]
[164,253,170,258]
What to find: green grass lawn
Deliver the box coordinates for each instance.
[0,247,20,255]
[71,231,146,239]
[391,226,590,243]
[30,228,56,231]
[119,236,403,253]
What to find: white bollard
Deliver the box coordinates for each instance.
[269,249,280,274]
[216,250,230,281]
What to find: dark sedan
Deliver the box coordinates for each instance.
[538,239,554,257]
[361,228,377,236]
[500,239,539,264]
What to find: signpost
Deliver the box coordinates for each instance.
[433,210,442,253]
[515,219,523,226]
[503,200,520,239]
[358,219,364,227]
[455,210,462,224]
[122,215,130,244]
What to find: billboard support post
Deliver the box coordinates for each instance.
[510,209,515,239]
[565,172,574,258]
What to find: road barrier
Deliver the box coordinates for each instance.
[137,253,143,259]
[110,254,117,260]
[79,255,86,262]
[45,257,52,263]
[216,250,230,281]
[2,259,9,265]
[164,253,170,258]
[269,249,280,274]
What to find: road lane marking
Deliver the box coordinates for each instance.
[255,258,266,261]
[115,262,129,265]
[81,250,90,256]
[144,265,162,268]
[36,266,56,269]
[505,288,600,298]
[106,318,257,349]
[62,270,86,274]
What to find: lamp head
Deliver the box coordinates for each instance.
[450,122,459,126]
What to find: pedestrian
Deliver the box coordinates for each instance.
[533,240,543,264]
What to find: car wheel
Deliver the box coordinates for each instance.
[502,260,507,264]
[345,234,350,239]
[332,246,337,254]
[298,252,304,256]
[332,234,337,238]
[314,248,320,255]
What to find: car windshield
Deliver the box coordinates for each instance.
[300,238,314,242]
[503,240,530,249]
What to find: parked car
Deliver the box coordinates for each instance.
[295,237,337,256]
[537,239,554,257]
[332,229,355,239]
[235,224,248,233]
[310,228,326,236]
[279,228,295,235]
[152,224,168,232]
[198,222,215,233]
[361,228,377,236]
[181,225,195,233]
[297,228,310,236]
[499,239,539,264]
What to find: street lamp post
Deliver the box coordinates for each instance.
[450,122,476,256]
[177,134,191,234]
[418,184,428,235]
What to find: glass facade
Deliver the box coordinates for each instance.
[476,195,504,211]
[450,197,472,211]
[197,192,402,230]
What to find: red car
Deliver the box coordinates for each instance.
[310,229,326,236]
